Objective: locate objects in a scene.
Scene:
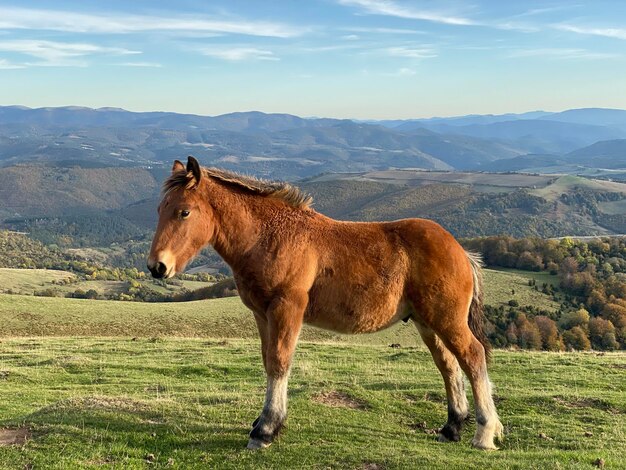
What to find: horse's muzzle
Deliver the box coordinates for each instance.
[148,261,168,279]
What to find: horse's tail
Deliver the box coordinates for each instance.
[465,250,492,362]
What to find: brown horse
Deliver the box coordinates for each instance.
[148,156,503,450]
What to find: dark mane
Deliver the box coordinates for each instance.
[163,166,313,209]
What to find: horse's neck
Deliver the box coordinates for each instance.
[207,182,262,268]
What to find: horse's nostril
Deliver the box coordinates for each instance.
[148,261,167,279]
[156,262,167,275]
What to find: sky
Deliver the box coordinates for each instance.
[0,0,625,119]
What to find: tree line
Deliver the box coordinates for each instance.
[463,236,626,351]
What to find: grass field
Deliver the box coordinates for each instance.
[0,267,557,342]
[0,338,624,469]
[2,269,614,469]
[0,268,75,294]
[0,268,212,297]
[482,269,560,312]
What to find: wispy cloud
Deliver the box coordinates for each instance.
[507,47,620,60]
[341,26,426,35]
[0,6,304,38]
[383,67,417,76]
[0,58,25,69]
[385,46,437,59]
[553,24,626,41]
[337,0,476,26]
[200,47,278,61]
[116,62,162,68]
[512,5,581,18]
[0,39,140,66]
[495,22,541,33]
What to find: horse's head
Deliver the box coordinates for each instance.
[147,156,214,279]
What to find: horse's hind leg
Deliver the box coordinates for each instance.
[414,321,469,442]
[440,325,503,450]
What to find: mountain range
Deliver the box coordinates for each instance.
[1,106,625,178]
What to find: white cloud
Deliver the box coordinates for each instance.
[200,47,278,61]
[0,39,140,67]
[342,26,426,35]
[507,48,619,60]
[0,6,304,38]
[0,58,25,69]
[385,46,437,59]
[116,62,162,67]
[0,39,139,64]
[338,0,476,26]
[553,24,626,41]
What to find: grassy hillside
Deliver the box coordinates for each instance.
[303,172,626,237]
[0,165,159,218]
[0,337,624,469]
[0,268,557,339]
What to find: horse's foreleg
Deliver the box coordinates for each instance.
[251,313,269,429]
[414,321,469,442]
[248,291,307,450]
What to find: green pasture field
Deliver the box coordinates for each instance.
[0,267,557,343]
[0,268,75,294]
[0,338,624,469]
[0,268,211,297]
[482,269,560,312]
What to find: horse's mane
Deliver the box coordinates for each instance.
[164,166,313,209]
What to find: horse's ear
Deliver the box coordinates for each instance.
[172,160,185,173]
[186,156,202,188]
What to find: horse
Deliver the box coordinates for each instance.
[147,156,504,450]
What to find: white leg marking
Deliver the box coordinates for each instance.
[471,370,504,450]
[247,374,289,449]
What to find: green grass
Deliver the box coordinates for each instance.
[0,338,624,469]
[0,294,424,346]
[483,269,560,312]
[0,268,75,295]
[0,268,213,298]
[0,267,558,344]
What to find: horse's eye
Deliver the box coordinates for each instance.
[180,210,190,219]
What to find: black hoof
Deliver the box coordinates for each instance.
[249,423,275,447]
[439,423,462,442]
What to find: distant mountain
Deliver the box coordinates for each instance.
[484,154,567,172]
[383,110,551,128]
[539,108,626,132]
[566,139,626,169]
[397,119,623,154]
[2,105,626,176]
[0,164,160,218]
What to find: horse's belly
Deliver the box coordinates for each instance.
[304,287,409,334]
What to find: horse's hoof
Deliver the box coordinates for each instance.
[471,438,498,451]
[439,424,461,442]
[247,438,272,450]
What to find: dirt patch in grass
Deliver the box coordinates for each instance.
[312,391,368,410]
[0,370,9,380]
[410,421,439,435]
[0,427,30,446]
[362,463,384,470]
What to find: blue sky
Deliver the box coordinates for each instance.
[0,0,625,119]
